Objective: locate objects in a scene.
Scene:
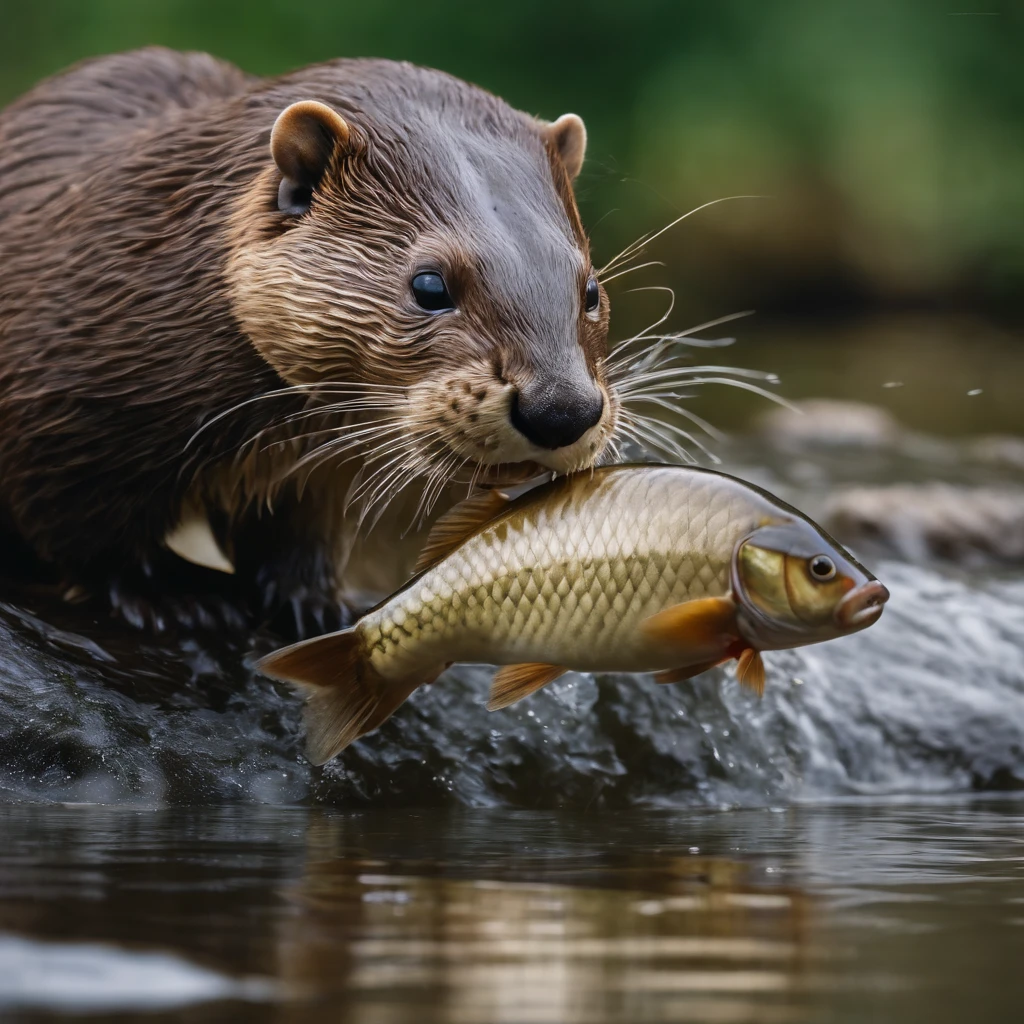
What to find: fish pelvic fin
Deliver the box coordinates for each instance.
[414,489,510,572]
[653,656,730,685]
[257,629,420,764]
[487,663,568,711]
[736,647,766,697]
[639,596,738,654]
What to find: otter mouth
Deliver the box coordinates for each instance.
[451,460,550,489]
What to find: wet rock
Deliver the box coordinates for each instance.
[823,484,1024,565]
[756,400,903,451]
[1,431,1023,809]
[1,556,1022,809]
[969,435,1024,473]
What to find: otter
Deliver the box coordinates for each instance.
[0,48,618,634]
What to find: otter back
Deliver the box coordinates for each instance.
[0,48,611,635]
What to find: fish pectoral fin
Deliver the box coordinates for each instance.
[414,489,511,572]
[653,656,730,685]
[735,648,766,697]
[487,663,567,711]
[639,596,738,652]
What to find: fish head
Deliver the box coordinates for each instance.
[731,520,888,650]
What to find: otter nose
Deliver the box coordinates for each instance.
[510,379,604,451]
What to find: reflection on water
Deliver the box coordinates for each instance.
[0,803,1021,1023]
[281,820,817,1024]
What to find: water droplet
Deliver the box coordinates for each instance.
[635,900,664,916]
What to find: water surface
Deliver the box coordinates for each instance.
[0,802,1021,1023]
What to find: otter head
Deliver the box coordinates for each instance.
[228,75,615,492]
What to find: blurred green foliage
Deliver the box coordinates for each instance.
[1,0,1022,315]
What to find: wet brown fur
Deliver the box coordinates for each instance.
[0,48,613,630]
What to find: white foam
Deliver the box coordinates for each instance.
[0,933,274,1011]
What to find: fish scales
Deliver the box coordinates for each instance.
[362,468,771,677]
[258,464,890,763]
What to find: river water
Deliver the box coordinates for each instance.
[0,316,1021,1019]
[0,803,1022,1023]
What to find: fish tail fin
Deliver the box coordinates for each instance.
[257,629,414,764]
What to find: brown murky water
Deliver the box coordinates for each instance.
[0,802,1022,1023]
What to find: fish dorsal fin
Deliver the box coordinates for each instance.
[414,489,510,572]
[487,663,567,711]
[736,647,766,697]
[639,596,738,654]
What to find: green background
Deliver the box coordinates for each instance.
[1,1,1021,432]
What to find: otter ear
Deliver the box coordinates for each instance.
[271,100,352,215]
[542,113,587,180]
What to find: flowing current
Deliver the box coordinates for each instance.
[0,407,1022,809]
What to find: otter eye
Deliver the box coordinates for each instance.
[411,272,454,312]
[584,276,600,314]
[808,555,836,582]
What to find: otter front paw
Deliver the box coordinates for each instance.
[107,556,247,633]
[254,547,351,640]
[264,584,353,640]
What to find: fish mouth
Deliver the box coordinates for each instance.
[835,580,890,630]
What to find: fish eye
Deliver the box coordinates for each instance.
[584,276,600,315]
[808,555,836,582]
[411,272,455,312]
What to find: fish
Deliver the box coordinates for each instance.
[258,464,889,764]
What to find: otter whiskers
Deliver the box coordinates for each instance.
[185,380,408,451]
[598,260,666,285]
[601,294,795,467]
[595,194,792,469]
[187,373,477,541]
[597,195,765,281]
[185,307,792,549]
